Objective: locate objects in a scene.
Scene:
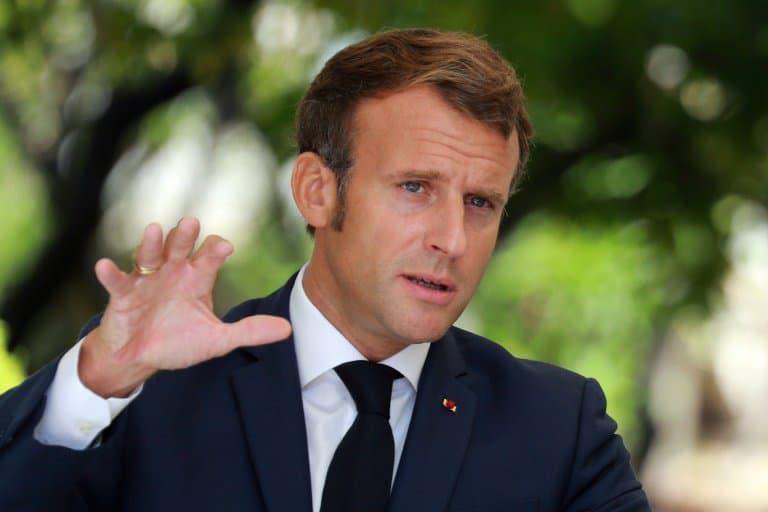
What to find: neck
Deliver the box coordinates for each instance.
[301,260,405,362]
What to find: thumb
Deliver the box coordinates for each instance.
[220,315,293,351]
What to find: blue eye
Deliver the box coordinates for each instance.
[467,196,490,208]
[402,181,424,193]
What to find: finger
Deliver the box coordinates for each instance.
[164,217,200,261]
[135,223,164,272]
[220,315,292,353]
[95,258,133,297]
[190,235,234,276]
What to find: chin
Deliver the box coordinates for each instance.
[396,318,453,345]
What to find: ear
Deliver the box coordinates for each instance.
[291,152,338,230]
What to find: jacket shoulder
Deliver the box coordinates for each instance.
[221,275,296,323]
[448,325,588,405]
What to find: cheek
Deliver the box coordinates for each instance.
[363,208,423,253]
[464,232,498,277]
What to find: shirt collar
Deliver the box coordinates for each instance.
[289,264,430,391]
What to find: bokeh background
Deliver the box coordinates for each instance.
[1,0,767,509]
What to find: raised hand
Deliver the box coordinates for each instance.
[78,217,292,398]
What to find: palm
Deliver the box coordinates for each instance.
[82,218,291,397]
[101,260,222,369]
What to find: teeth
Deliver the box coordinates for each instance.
[408,276,446,290]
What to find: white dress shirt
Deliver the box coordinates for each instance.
[34,338,140,448]
[35,265,430,512]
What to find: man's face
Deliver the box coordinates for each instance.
[304,84,520,360]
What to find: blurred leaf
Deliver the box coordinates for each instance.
[473,213,671,448]
[0,320,25,394]
[0,116,50,293]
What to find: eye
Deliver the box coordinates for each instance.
[466,196,491,209]
[402,181,424,193]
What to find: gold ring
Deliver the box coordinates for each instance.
[135,263,158,276]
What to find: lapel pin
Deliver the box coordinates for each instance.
[442,398,457,413]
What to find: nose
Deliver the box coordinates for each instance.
[426,199,467,258]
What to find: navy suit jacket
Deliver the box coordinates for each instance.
[0,274,650,511]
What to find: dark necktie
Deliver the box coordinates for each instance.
[320,360,402,512]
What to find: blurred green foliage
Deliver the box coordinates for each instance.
[474,213,670,448]
[0,118,50,286]
[0,321,25,393]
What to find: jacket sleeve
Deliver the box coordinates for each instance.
[0,314,124,511]
[559,378,652,512]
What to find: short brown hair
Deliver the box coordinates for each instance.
[296,28,533,232]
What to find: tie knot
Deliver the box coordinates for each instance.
[335,361,401,417]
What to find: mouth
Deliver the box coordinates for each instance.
[402,274,455,292]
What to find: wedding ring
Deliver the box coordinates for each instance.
[135,263,158,276]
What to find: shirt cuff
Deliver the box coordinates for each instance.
[34,337,142,450]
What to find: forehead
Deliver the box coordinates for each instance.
[350,85,520,181]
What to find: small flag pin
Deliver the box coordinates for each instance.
[442,398,457,412]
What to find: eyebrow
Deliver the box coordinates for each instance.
[389,169,445,182]
[389,169,508,207]
[478,190,508,207]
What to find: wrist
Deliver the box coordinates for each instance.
[79,330,154,398]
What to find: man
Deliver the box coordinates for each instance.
[0,29,650,511]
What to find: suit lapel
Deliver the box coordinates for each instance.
[227,275,477,512]
[230,276,313,512]
[389,331,477,512]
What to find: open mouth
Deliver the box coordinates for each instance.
[404,275,450,291]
